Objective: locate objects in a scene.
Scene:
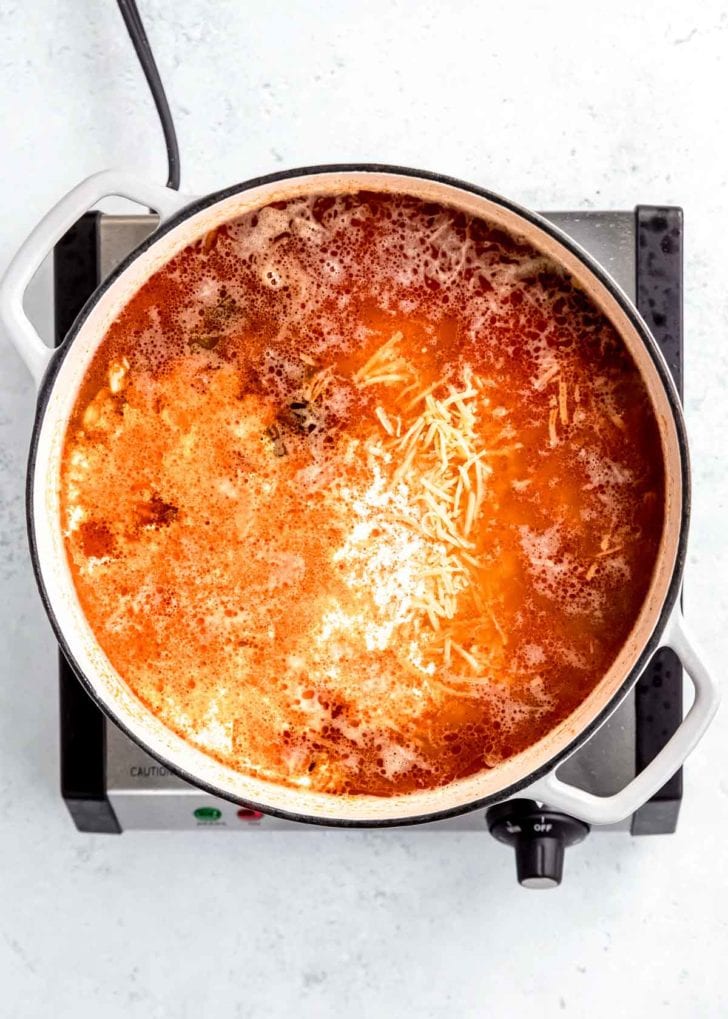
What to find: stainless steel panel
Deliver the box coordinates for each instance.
[98,215,159,278]
[543,211,636,298]
[105,723,489,830]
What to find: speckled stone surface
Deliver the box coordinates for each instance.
[1,1,726,1016]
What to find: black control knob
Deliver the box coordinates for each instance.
[486,798,589,889]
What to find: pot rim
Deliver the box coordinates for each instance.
[26,163,691,827]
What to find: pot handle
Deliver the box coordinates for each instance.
[0,170,195,389]
[526,609,720,825]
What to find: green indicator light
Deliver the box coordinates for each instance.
[194,806,222,821]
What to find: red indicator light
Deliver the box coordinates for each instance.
[237,807,263,821]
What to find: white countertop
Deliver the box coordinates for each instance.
[1,1,727,1015]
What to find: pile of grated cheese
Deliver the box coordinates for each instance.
[352,332,520,675]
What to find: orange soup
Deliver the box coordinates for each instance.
[60,191,665,795]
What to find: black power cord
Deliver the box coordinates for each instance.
[116,0,181,190]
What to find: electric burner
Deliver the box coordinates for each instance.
[53,204,684,882]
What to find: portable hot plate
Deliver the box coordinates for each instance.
[51,203,684,886]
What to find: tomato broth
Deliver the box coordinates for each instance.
[60,191,665,795]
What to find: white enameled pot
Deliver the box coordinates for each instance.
[0,166,719,826]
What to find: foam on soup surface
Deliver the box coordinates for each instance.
[60,191,665,795]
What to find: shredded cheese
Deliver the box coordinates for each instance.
[559,380,568,426]
[535,363,560,390]
[548,407,559,447]
[351,333,524,675]
[375,406,394,436]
